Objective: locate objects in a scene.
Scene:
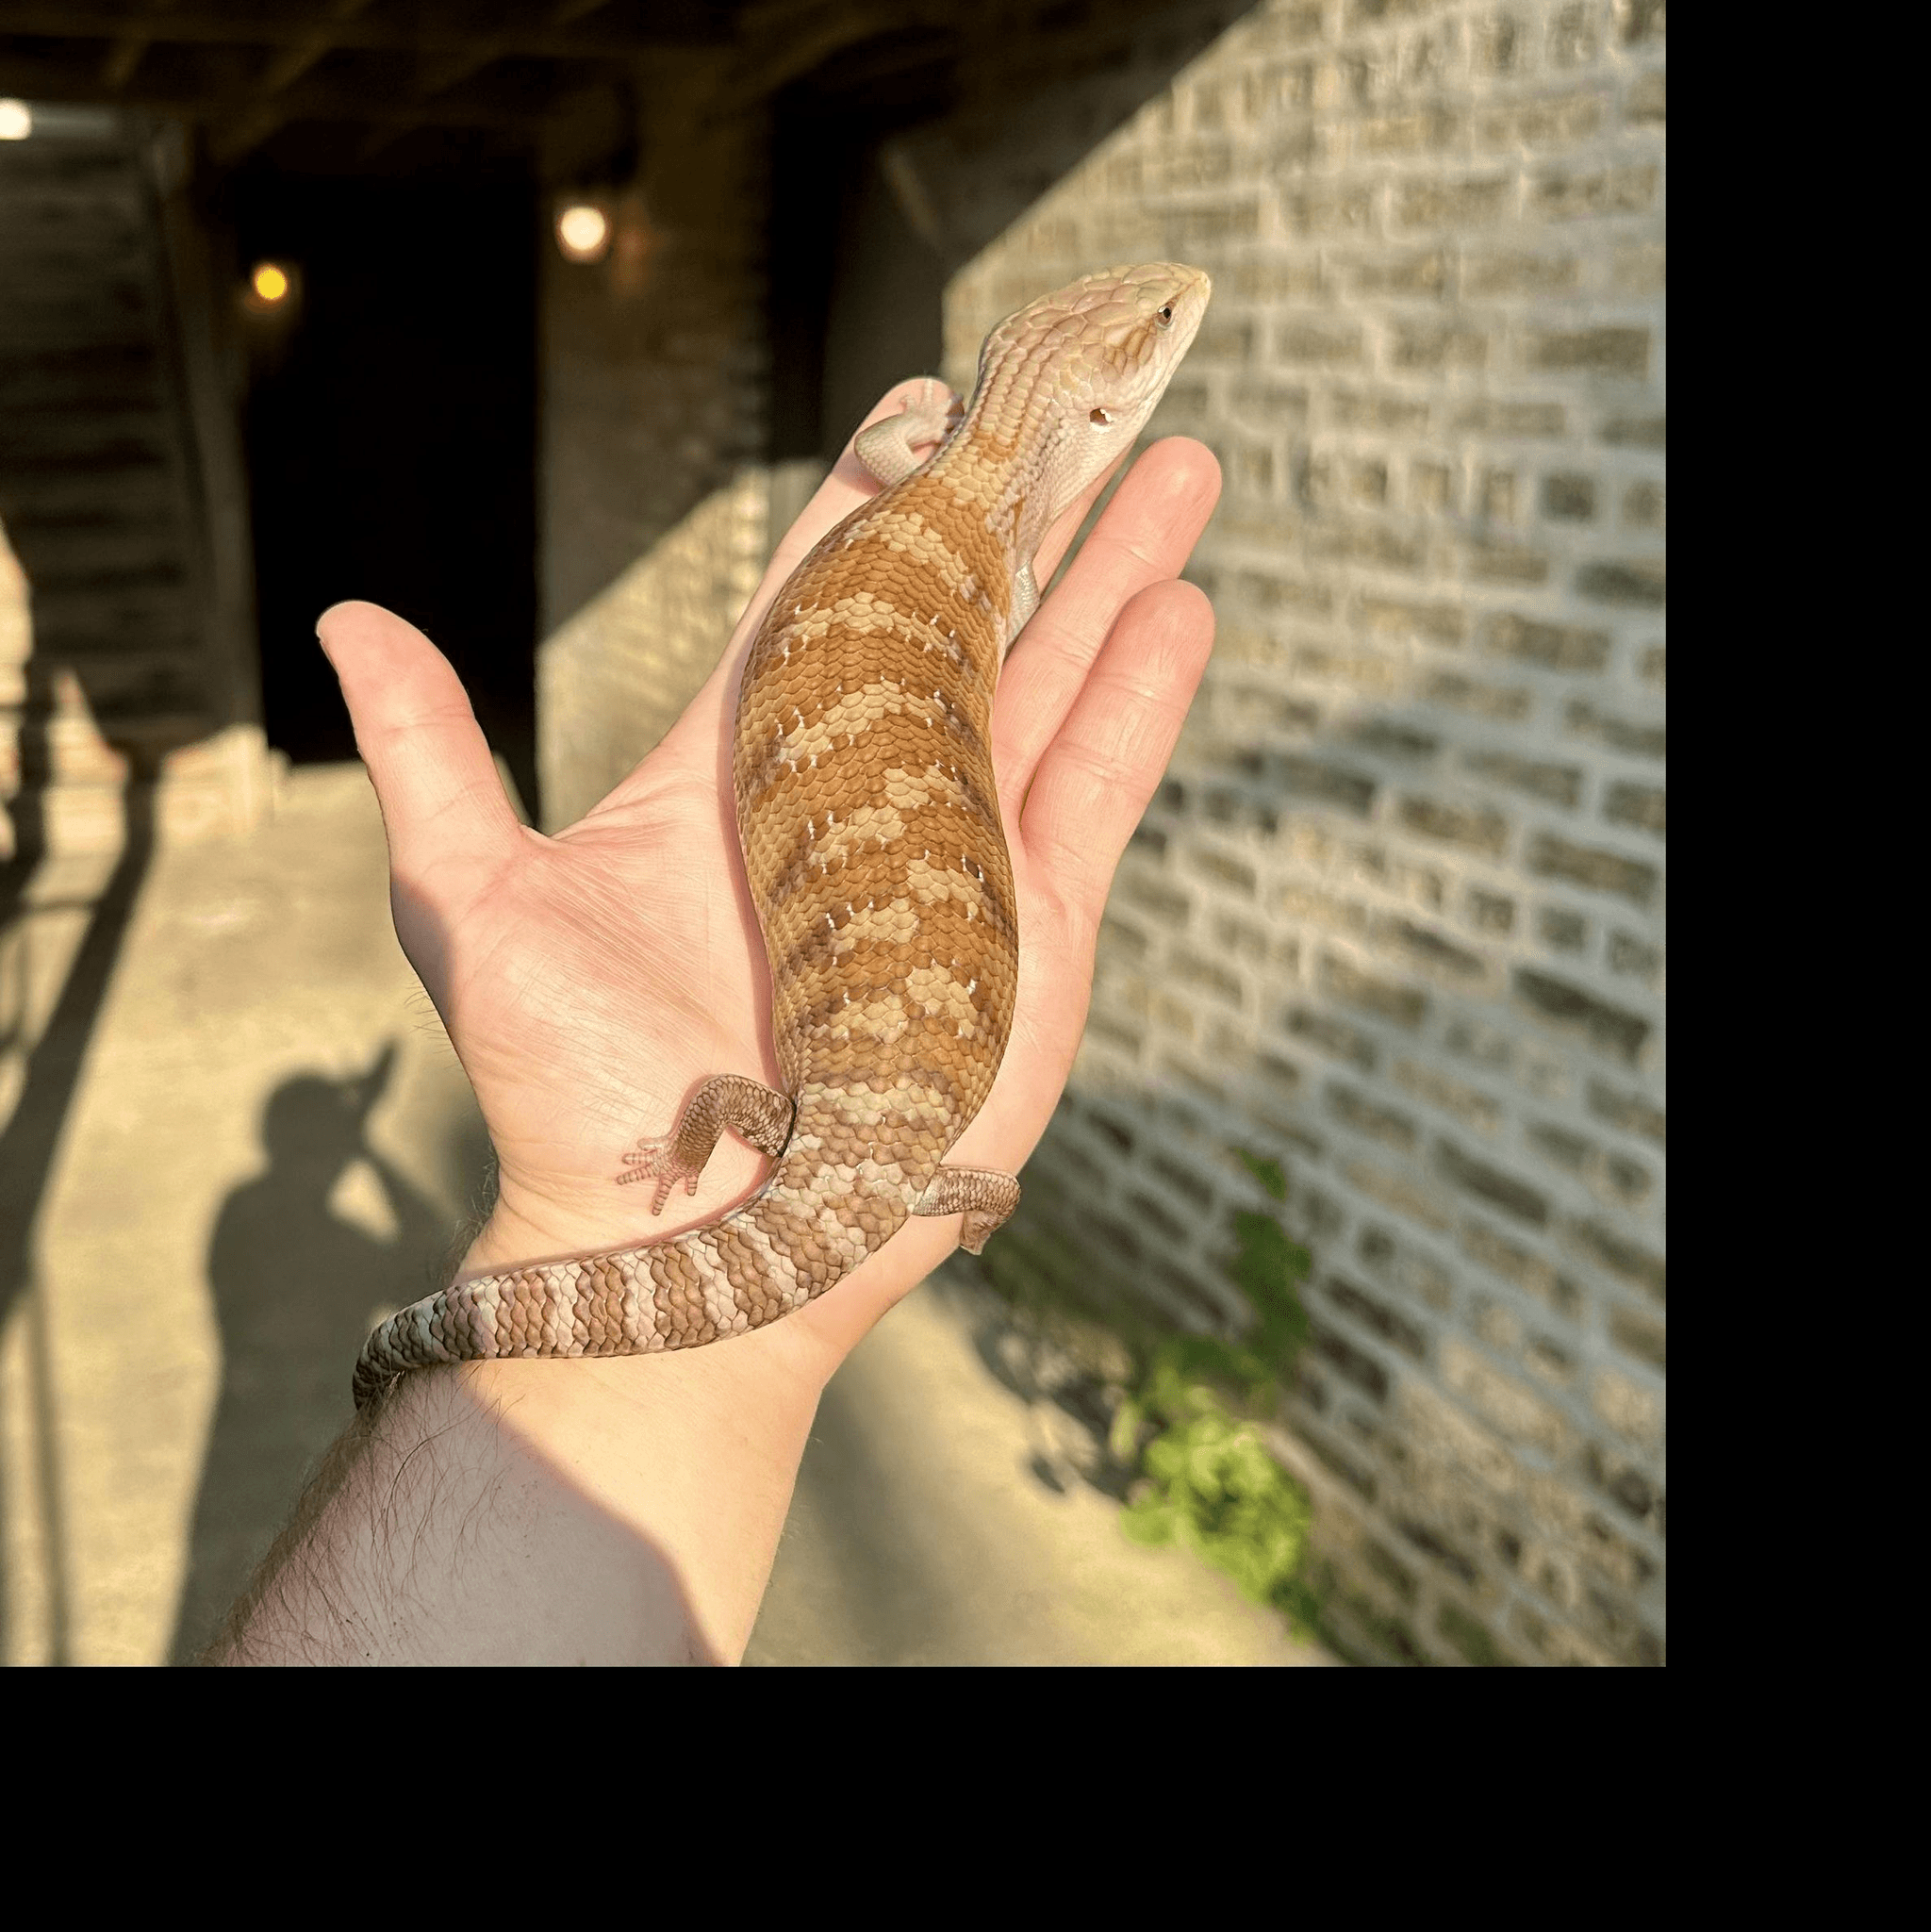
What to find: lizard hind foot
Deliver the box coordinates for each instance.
[616,1135,701,1216]
[612,1073,797,1215]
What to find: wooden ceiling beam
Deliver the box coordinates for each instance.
[0,4,731,61]
[0,51,554,130]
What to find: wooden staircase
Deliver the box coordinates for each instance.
[1,107,272,859]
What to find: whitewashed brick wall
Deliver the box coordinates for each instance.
[941,0,1665,1666]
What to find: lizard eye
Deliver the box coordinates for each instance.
[1090,406,1114,426]
[1155,304,1174,328]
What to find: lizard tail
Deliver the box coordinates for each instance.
[350,1090,919,1410]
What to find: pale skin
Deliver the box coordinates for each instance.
[213,382,1221,1664]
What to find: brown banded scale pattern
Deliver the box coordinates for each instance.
[353,262,1211,1411]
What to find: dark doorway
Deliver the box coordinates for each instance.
[767,32,958,469]
[230,161,539,816]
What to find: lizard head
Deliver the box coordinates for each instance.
[972,261,1213,520]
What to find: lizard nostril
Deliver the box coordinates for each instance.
[1156,304,1174,326]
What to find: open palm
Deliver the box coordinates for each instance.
[320,379,1220,1376]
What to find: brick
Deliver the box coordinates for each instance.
[1306,518,1425,572]
[1280,185,1377,235]
[1454,399,1566,438]
[1541,473,1597,520]
[1441,1337,1568,1453]
[1435,1140,1549,1228]
[1586,1079,1665,1144]
[1607,931,1661,983]
[1116,871,1191,928]
[1464,541,1550,586]
[1169,946,1245,1006]
[1352,718,1440,759]
[1355,1223,1456,1311]
[1620,0,1668,46]
[1329,388,1432,433]
[1564,699,1664,757]
[1611,240,1667,296]
[1383,916,1488,983]
[1395,175,1512,229]
[1591,1364,1663,1453]
[1460,1219,1582,1320]
[1423,671,1533,720]
[1320,951,1428,1027]
[1345,1157,1453,1232]
[1326,1274,1429,1360]
[1464,889,1515,935]
[1463,252,1581,298]
[1526,325,1650,377]
[1285,1004,1378,1069]
[1395,1059,1504,1136]
[1193,316,1257,363]
[1237,568,1332,617]
[1476,90,1608,151]
[1527,832,1658,905]
[1313,1319,1391,1401]
[1397,794,1510,855]
[1563,1217,1665,1301]
[1184,846,1257,895]
[1390,323,1488,372]
[1326,1082,1420,1152]
[1537,905,1588,951]
[1609,1304,1666,1370]
[1251,751,1378,815]
[1482,613,1611,671]
[1275,319,1364,365]
[1352,594,1466,645]
[1531,166,1659,221]
[1396,1517,1482,1589]
[1359,107,1464,156]
[1576,559,1665,606]
[1513,967,1652,1064]
[1527,1119,1591,1174]
[1438,1599,1514,1666]
[1363,1538,1418,1605]
[1622,480,1665,529]
[1582,1441,1663,1533]
[1627,69,1667,124]
[1339,249,1448,298]
[1230,378,1309,426]
[1599,413,1665,448]
[1409,460,1453,513]
[1604,780,1665,836]
[1464,750,1584,807]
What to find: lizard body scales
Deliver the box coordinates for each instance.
[354,263,1211,1409]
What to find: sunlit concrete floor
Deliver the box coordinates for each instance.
[0,766,1330,1666]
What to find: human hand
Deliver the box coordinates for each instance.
[319,380,1220,1388]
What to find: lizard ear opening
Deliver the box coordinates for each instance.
[1090,406,1114,426]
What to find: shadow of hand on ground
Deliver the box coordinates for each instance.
[169,1042,455,1662]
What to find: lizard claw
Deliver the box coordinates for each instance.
[616,1136,702,1215]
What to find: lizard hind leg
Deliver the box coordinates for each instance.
[911,1165,1022,1255]
[851,378,964,487]
[617,1074,795,1215]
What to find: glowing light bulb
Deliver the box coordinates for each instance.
[251,263,289,305]
[556,204,610,262]
[0,99,31,140]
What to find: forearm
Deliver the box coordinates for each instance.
[210,1325,832,1666]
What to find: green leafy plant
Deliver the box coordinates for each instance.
[1107,1151,1323,1636]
